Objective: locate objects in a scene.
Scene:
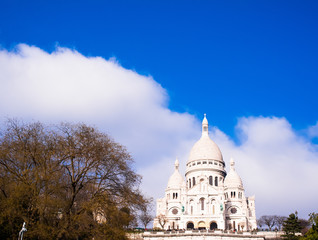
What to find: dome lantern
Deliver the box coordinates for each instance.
[230,158,235,170]
[175,158,179,170]
[187,114,223,164]
[202,113,209,135]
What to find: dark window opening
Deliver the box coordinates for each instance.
[200,198,205,210]
[187,222,194,229]
[210,222,218,230]
[209,176,213,185]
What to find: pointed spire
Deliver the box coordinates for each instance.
[174,157,179,170]
[202,113,209,136]
[230,157,235,171]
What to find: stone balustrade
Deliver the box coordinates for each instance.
[142,230,266,240]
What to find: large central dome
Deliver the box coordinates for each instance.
[188,134,223,162]
[187,114,223,163]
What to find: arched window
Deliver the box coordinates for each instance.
[176,193,178,199]
[187,222,194,229]
[193,177,196,186]
[210,222,218,230]
[209,176,213,185]
[173,193,175,199]
[189,178,191,188]
[200,198,205,210]
[215,176,218,186]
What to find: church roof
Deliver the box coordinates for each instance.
[224,158,243,189]
[187,114,223,163]
[167,158,185,189]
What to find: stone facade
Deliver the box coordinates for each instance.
[153,115,257,231]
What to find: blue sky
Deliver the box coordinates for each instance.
[1,1,318,219]
[2,0,318,135]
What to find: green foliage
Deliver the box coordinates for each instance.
[282,212,302,240]
[0,120,147,240]
[301,213,318,240]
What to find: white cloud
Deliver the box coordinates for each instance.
[211,116,318,218]
[0,44,317,220]
[0,44,200,205]
[308,121,318,138]
[0,44,199,166]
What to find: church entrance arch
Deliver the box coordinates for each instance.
[198,221,206,230]
[186,222,194,229]
[210,222,218,230]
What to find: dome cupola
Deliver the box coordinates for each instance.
[224,158,243,189]
[167,158,185,189]
[187,114,223,163]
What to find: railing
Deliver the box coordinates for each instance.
[142,229,283,239]
[142,230,267,240]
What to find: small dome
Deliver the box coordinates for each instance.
[167,158,185,189]
[224,158,243,188]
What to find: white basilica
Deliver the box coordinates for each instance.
[153,115,257,231]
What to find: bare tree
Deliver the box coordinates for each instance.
[157,214,167,229]
[0,120,146,240]
[139,198,154,229]
[259,215,277,231]
[275,216,287,230]
[257,218,264,229]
